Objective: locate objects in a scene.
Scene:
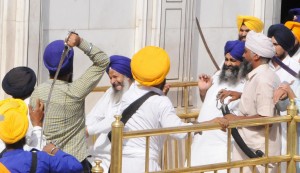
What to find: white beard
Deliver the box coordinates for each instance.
[111,78,131,104]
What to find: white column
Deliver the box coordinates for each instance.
[0,0,30,99]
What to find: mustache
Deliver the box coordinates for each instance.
[112,82,123,88]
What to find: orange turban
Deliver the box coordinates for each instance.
[237,16,264,33]
[0,98,28,144]
[285,21,300,42]
[131,46,170,86]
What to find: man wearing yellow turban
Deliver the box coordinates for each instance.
[285,21,300,62]
[0,98,83,173]
[0,163,9,173]
[237,15,264,41]
[119,46,229,173]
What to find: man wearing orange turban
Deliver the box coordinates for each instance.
[119,46,229,173]
[285,21,300,62]
[0,98,83,173]
[237,15,264,41]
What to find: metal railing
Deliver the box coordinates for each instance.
[109,100,299,173]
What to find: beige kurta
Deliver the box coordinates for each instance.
[231,64,281,173]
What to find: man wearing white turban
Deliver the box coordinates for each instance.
[223,31,281,173]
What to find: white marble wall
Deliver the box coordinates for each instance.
[0,0,30,99]
[0,0,282,109]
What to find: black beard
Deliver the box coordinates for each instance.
[288,42,300,57]
[238,35,246,41]
[219,65,240,85]
[238,60,253,79]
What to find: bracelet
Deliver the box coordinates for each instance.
[50,147,58,154]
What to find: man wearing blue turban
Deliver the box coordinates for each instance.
[29,32,109,172]
[191,40,245,171]
[85,55,134,173]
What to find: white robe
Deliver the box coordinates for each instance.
[86,87,121,173]
[119,82,191,173]
[289,47,300,63]
[190,71,245,173]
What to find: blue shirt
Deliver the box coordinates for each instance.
[0,149,83,173]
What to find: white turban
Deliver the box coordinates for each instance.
[245,31,275,58]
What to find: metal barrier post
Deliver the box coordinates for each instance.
[287,99,297,173]
[91,160,104,173]
[110,115,124,173]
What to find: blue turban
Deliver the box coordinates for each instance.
[289,8,300,22]
[43,40,74,76]
[267,24,295,51]
[224,40,245,62]
[106,55,133,79]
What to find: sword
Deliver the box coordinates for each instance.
[40,31,74,149]
[195,17,220,70]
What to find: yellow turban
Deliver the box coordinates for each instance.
[131,46,170,86]
[237,15,264,33]
[0,98,28,144]
[0,163,9,173]
[285,21,300,42]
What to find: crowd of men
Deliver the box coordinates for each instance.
[0,7,300,173]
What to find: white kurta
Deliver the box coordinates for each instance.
[0,98,46,152]
[119,82,191,173]
[86,87,121,173]
[190,71,245,172]
[289,47,300,63]
[269,57,300,159]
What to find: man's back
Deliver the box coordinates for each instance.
[0,149,82,173]
[120,82,190,172]
[30,38,109,162]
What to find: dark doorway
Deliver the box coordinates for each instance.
[281,0,300,23]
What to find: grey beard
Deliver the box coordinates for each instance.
[238,60,253,79]
[111,78,131,104]
[219,65,240,85]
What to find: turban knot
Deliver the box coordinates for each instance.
[237,16,264,33]
[43,40,74,76]
[285,21,300,42]
[0,98,28,144]
[246,31,275,58]
[224,40,245,62]
[106,55,132,79]
[289,8,300,22]
[267,24,295,51]
[131,46,170,86]
[2,67,36,99]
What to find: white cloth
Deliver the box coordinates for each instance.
[269,57,300,159]
[191,71,245,172]
[119,82,191,173]
[245,31,276,58]
[289,47,300,63]
[86,87,121,173]
[0,98,46,152]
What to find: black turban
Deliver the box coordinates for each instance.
[267,24,295,51]
[2,67,36,99]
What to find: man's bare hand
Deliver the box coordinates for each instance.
[65,32,81,47]
[198,74,212,91]
[218,89,241,104]
[210,117,229,132]
[29,99,44,127]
